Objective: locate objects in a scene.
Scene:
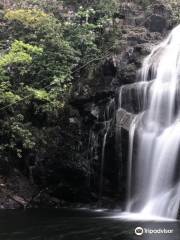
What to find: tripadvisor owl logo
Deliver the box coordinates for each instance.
[135,227,144,236]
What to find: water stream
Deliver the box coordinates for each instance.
[119,25,180,220]
[99,99,114,203]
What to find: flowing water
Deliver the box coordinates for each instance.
[124,25,180,219]
[99,99,114,202]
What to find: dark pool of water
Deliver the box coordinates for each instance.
[0,209,179,240]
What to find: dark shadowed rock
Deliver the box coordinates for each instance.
[145,14,167,33]
[145,1,173,33]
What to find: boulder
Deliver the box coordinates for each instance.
[145,1,173,33]
[145,14,167,33]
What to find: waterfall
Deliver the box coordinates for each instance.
[123,25,180,219]
[87,99,115,204]
[98,99,114,203]
[99,126,109,202]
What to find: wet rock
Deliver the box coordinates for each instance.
[0,158,10,175]
[117,63,137,84]
[145,14,167,33]
[0,169,36,209]
[145,1,173,33]
[117,2,143,26]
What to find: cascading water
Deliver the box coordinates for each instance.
[124,25,180,220]
[87,99,115,204]
[99,99,115,203]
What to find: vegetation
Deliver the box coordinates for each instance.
[0,0,120,184]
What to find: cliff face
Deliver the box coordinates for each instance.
[65,1,174,207]
[0,0,176,209]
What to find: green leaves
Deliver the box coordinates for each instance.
[0,40,43,68]
[0,91,21,105]
[5,9,48,27]
[10,121,36,151]
[26,87,50,102]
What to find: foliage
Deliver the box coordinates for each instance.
[5,9,48,27]
[63,7,101,66]
[0,0,119,183]
[4,8,79,92]
[0,40,43,108]
[0,40,43,68]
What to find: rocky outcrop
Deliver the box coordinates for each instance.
[145,1,173,33]
[66,0,174,207]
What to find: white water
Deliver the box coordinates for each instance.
[126,25,180,220]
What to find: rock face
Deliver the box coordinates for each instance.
[65,0,174,207]
[145,1,173,33]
